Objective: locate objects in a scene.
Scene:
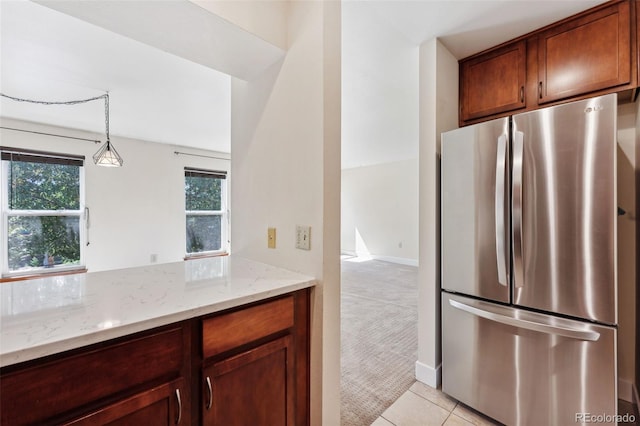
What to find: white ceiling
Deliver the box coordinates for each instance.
[0,0,284,154]
[341,0,607,168]
[365,0,607,59]
[1,0,607,161]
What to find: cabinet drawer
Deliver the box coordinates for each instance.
[1,325,185,426]
[202,296,294,358]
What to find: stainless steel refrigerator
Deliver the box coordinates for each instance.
[441,94,618,425]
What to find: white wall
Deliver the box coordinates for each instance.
[0,117,230,273]
[416,38,458,388]
[340,2,419,265]
[229,1,341,424]
[341,159,418,264]
[341,1,419,170]
[189,0,288,51]
[617,101,637,402]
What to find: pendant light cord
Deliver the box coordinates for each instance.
[1,92,110,141]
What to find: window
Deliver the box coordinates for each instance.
[184,168,227,256]
[1,147,85,277]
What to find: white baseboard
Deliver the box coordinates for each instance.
[618,378,635,403]
[415,361,441,388]
[340,251,419,267]
[371,254,419,267]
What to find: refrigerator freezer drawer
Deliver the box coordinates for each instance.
[442,293,617,426]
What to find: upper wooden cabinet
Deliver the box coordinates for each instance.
[459,0,637,125]
[460,40,526,122]
[537,0,631,104]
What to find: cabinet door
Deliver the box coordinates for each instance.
[537,1,631,104]
[202,336,294,426]
[1,326,185,425]
[65,379,186,426]
[460,40,526,122]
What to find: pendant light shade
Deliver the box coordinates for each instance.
[93,139,123,167]
[92,94,123,167]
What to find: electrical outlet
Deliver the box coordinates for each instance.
[268,227,276,249]
[296,225,311,250]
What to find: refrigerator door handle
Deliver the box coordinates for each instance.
[449,299,601,341]
[495,135,508,286]
[512,130,524,289]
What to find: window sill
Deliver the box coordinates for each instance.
[184,252,229,261]
[1,268,88,283]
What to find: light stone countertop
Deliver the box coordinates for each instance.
[0,256,315,368]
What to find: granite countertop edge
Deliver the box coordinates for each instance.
[0,256,316,368]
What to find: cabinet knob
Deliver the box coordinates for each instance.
[520,86,524,103]
[205,376,213,410]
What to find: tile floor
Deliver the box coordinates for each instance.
[371,381,498,426]
[371,381,639,426]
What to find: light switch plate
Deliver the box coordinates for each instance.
[268,227,276,249]
[296,225,311,250]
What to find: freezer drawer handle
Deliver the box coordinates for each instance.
[449,299,600,341]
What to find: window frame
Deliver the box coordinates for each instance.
[184,167,228,257]
[1,147,87,278]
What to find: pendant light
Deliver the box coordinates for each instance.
[93,93,123,167]
[92,138,123,167]
[0,91,123,167]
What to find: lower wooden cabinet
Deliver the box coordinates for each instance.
[65,379,186,426]
[0,325,188,426]
[202,336,294,426]
[0,289,310,426]
[198,290,309,426]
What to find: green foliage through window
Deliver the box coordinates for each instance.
[8,216,80,270]
[3,156,83,274]
[186,215,221,253]
[184,170,225,255]
[8,161,80,210]
[185,175,221,211]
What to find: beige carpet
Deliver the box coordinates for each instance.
[340,257,418,426]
